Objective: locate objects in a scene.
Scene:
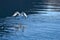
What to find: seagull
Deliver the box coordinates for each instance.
[21,12,27,18]
[12,11,21,17]
[12,11,27,18]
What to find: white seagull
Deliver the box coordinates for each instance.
[12,11,27,18]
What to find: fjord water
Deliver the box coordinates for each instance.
[0,0,60,40]
[0,11,60,40]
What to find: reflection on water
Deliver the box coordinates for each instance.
[30,1,60,12]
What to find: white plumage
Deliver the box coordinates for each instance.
[12,11,27,18]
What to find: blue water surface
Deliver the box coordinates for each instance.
[0,12,60,40]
